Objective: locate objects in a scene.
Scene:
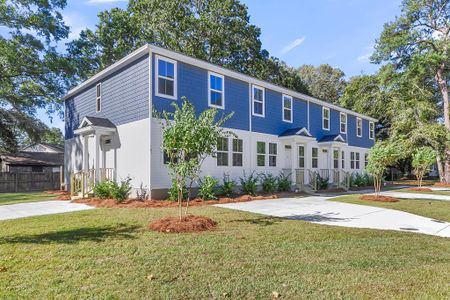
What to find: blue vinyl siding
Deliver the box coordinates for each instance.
[65,54,149,140]
[152,55,249,130]
[347,115,374,148]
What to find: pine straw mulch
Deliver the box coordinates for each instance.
[73,192,301,208]
[407,187,433,192]
[44,190,71,200]
[433,182,450,188]
[149,215,217,233]
[359,195,399,203]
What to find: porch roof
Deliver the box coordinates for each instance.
[318,134,346,143]
[74,116,117,136]
[279,127,313,138]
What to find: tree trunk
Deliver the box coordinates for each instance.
[435,66,450,183]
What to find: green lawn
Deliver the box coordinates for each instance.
[394,188,450,196]
[0,192,57,205]
[332,194,450,221]
[1,206,449,299]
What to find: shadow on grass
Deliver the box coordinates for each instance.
[233,216,284,226]
[0,224,139,244]
[287,212,351,222]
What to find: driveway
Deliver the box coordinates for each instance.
[0,201,94,221]
[215,197,450,237]
[380,191,450,201]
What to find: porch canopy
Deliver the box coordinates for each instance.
[74,116,117,183]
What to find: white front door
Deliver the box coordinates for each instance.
[284,147,292,169]
[320,149,329,169]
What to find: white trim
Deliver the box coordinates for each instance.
[207,71,225,109]
[282,94,293,123]
[322,107,330,131]
[155,54,177,100]
[252,85,265,117]
[96,83,102,113]
[340,112,347,134]
[296,127,312,137]
[63,44,378,123]
[334,134,346,142]
[369,121,375,140]
[356,117,363,137]
[148,49,153,198]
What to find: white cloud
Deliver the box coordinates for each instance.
[357,45,374,63]
[86,0,127,4]
[280,37,306,55]
[323,55,334,61]
[62,13,87,41]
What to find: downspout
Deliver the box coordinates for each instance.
[249,82,253,174]
[148,46,153,198]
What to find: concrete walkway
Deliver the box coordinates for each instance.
[380,191,450,201]
[215,197,450,237]
[0,201,94,221]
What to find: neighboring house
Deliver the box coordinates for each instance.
[64,45,377,198]
[0,143,64,173]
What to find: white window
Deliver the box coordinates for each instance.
[156,56,177,99]
[341,151,345,169]
[96,83,101,113]
[365,153,369,167]
[232,138,243,167]
[357,117,363,137]
[333,149,339,169]
[298,145,305,168]
[257,141,266,166]
[322,107,330,130]
[350,152,355,169]
[217,137,229,166]
[340,112,347,134]
[312,147,318,168]
[208,72,224,109]
[282,95,293,122]
[356,152,361,169]
[252,85,265,117]
[269,143,277,167]
[369,122,375,139]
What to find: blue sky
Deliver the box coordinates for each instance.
[39,0,402,130]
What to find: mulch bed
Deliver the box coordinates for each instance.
[407,187,433,192]
[149,215,217,233]
[73,192,301,208]
[45,190,71,200]
[434,182,450,188]
[359,195,399,203]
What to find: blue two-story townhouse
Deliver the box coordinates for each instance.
[64,45,377,198]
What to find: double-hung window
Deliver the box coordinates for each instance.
[217,137,229,166]
[312,147,318,168]
[333,149,339,169]
[269,143,277,167]
[369,122,375,139]
[356,117,363,137]
[156,56,177,99]
[364,153,369,167]
[252,85,265,117]
[340,112,347,134]
[208,72,224,109]
[356,152,360,169]
[350,152,355,169]
[257,141,266,166]
[298,145,305,168]
[282,95,293,122]
[96,83,101,112]
[232,138,243,167]
[322,107,330,130]
[341,151,345,169]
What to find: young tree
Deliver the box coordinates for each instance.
[366,142,402,194]
[412,147,437,187]
[159,98,233,220]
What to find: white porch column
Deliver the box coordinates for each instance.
[95,133,100,183]
[290,141,296,185]
[83,135,89,171]
[304,142,310,185]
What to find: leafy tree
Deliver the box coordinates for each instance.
[158,98,233,219]
[412,147,436,187]
[297,64,346,104]
[366,141,402,194]
[67,0,309,94]
[0,0,71,152]
[372,0,450,181]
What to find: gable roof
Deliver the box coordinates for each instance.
[279,127,313,138]
[63,44,378,123]
[21,143,64,153]
[318,134,347,143]
[79,116,116,129]
[0,152,64,167]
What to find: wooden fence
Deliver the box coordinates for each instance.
[0,172,61,193]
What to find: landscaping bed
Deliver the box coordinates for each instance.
[359,195,399,202]
[407,187,433,192]
[149,215,217,233]
[73,192,303,208]
[44,190,71,200]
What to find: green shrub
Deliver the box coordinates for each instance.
[350,173,373,187]
[197,175,219,200]
[218,175,235,197]
[168,180,187,201]
[93,180,113,199]
[277,172,292,192]
[239,171,258,196]
[317,174,329,190]
[260,173,277,194]
[110,177,132,203]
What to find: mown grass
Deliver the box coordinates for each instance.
[0,192,57,205]
[394,188,450,196]
[333,194,450,222]
[1,206,449,299]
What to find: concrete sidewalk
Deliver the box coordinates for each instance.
[380,191,450,201]
[215,197,450,237]
[0,201,94,221]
